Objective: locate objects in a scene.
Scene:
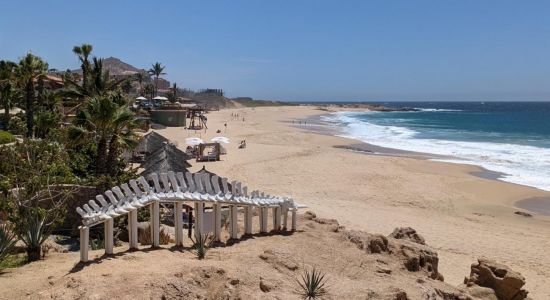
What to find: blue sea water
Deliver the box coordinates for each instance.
[322,102,550,191]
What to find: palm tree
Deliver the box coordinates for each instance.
[170,83,178,103]
[63,57,127,106]
[68,95,138,177]
[16,53,48,137]
[0,60,18,127]
[143,83,155,100]
[72,44,93,87]
[148,62,165,97]
[134,72,145,95]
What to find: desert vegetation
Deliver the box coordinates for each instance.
[0,44,154,265]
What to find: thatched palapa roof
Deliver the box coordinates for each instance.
[136,131,170,154]
[140,143,192,176]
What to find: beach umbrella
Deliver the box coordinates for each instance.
[185,137,204,146]
[136,96,147,100]
[211,136,230,144]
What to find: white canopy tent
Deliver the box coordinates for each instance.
[185,137,204,146]
[211,136,230,144]
[153,96,168,101]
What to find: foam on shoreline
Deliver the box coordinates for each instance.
[319,111,550,191]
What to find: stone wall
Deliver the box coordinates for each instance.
[150,110,187,127]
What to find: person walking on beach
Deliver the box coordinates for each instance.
[224,123,227,132]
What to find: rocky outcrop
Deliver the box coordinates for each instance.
[389,227,426,245]
[344,231,389,254]
[462,259,529,300]
[342,229,443,280]
[394,240,443,281]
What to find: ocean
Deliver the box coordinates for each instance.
[320,102,550,191]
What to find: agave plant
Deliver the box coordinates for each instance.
[17,210,50,261]
[296,267,328,299]
[0,223,17,263]
[192,231,213,260]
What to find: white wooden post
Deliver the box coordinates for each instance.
[175,202,183,246]
[153,201,160,247]
[104,219,113,255]
[230,205,238,239]
[275,206,282,231]
[260,207,268,233]
[214,203,222,242]
[291,209,297,231]
[282,204,289,231]
[149,203,154,245]
[130,209,138,249]
[258,207,264,233]
[194,202,204,241]
[271,207,279,231]
[244,206,252,235]
[80,226,89,262]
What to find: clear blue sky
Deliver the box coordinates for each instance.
[1,0,549,101]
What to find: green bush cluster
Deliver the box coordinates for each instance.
[0,130,15,144]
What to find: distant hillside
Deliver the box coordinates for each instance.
[231,97,294,107]
[72,57,146,76]
[101,57,145,75]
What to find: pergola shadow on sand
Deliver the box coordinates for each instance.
[76,171,305,262]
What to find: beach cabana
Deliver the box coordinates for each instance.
[197,143,221,162]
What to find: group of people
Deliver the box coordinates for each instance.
[231,112,245,122]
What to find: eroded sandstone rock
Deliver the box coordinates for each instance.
[389,227,426,245]
[462,259,529,300]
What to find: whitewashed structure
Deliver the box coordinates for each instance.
[76,171,305,262]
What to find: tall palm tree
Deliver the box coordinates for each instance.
[0,60,18,127]
[63,57,126,105]
[134,72,145,95]
[17,53,48,137]
[68,95,138,177]
[148,62,165,97]
[143,83,155,100]
[72,44,93,87]
[171,82,178,103]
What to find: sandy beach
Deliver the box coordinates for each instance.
[154,105,550,298]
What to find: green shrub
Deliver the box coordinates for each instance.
[0,130,15,144]
[17,209,51,261]
[192,231,213,259]
[7,116,26,136]
[296,267,329,299]
[0,223,17,264]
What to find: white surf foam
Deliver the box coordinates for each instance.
[324,111,550,191]
[414,108,463,112]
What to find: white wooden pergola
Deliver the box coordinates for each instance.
[76,171,305,262]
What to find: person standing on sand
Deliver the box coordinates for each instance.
[224,123,227,132]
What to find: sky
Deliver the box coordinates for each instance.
[1,1,549,102]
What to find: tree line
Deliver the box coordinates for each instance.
[0,44,168,263]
